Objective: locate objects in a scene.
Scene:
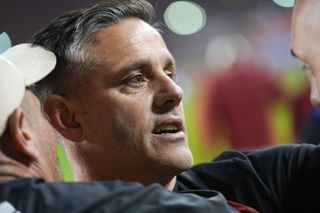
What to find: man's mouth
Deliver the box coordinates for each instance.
[153,124,179,134]
[152,118,184,135]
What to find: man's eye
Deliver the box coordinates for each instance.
[166,71,177,81]
[127,74,146,84]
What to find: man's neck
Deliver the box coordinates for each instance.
[0,162,28,182]
[165,176,177,191]
[0,151,43,182]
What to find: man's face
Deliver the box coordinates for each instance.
[291,0,320,107]
[23,91,61,181]
[69,18,193,184]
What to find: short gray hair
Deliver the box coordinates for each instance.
[31,0,156,103]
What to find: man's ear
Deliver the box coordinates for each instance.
[44,95,84,142]
[8,108,39,161]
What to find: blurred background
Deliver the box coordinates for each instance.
[2,0,319,181]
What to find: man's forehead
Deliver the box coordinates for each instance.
[93,18,164,50]
[295,0,318,8]
[291,0,320,60]
[294,0,320,24]
[90,18,171,71]
[292,0,320,42]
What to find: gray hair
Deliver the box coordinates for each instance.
[31,0,156,103]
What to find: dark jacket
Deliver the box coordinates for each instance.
[0,178,238,213]
[176,144,320,213]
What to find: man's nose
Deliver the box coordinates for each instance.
[152,75,183,114]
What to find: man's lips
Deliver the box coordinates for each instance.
[151,117,184,135]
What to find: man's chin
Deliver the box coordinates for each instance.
[172,149,193,172]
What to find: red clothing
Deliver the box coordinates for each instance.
[206,63,281,149]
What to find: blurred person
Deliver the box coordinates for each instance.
[0,43,242,213]
[31,0,320,212]
[205,62,281,150]
[278,68,312,142]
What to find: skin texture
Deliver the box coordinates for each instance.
[0,91,61,182]
[47,18,193,189]
[291,0,320,107]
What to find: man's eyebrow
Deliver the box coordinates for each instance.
[164,57,176,71]
[117,60,150,76]
[117,57,176,75]
[290,49,297,58]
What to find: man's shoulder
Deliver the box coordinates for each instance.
[0,178,143,213]
[178,144,319,182]
[0,178,240,213]
[0,177,45,193]
[176,143,320,212]
[0,178,45,213]
[214,143,317,160]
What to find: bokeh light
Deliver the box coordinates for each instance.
[272,0,295,8]
[0,32,12,54]
[204,33,253,70]
[164,1,206,35]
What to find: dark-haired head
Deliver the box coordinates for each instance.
[32,0,157,102]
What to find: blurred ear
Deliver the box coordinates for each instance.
[44,95,84,142]
[8,108,39,161]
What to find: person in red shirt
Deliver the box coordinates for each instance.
[205,62,281,150]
